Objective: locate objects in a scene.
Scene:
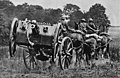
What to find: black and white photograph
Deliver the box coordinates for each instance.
[0,0,120,77]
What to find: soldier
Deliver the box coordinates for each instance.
[59,14,85,67]
[83,18,101,61]
[85,18,101,40]
[79,18,87,31]
[59,14,85,40]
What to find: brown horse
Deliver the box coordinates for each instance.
[84,37,97,65]
[99,32,111,59]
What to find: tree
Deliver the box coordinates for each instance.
[3,5,16,17]
[63,4,80,15]
[63,4,83,28]
[49,8,62,23]
[30,5,43,10]
[0,0,14,9]
[84,3,110,32]
[0,13,4,26]
[70,10,83,22]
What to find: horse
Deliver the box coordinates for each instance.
[98,32,111,59]
[84,36,97,66]
[74,22,98,66]
[67,22,85,66]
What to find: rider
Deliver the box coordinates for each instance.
[85,18,99,39]
[80,18,101,58]
[79,18,88,33]
[59,14,85,41]
[59,14,85,66]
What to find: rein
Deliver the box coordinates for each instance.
[76,38,112,50]
[95,39,111,50]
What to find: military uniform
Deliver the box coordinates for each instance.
[60,15,85,42]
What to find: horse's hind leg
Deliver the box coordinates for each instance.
[85,53,91,66]
[105,44,110,59]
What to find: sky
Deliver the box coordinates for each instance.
[10,0,120,26]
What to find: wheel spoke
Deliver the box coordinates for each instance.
[62,56,66,68]
[34,56,38,66]
[67,42,72,50]
[30,56,35,69]
[66,56,71,64]
[59,37,73,70]
[66,57,69,68]
[29,59,32,69]
[61,53,71,69]
[68,48,73,54]
[31,58,35,69]
[25,54,30,59]
[61,55,66,64]
[65,57,70,69]
[23,49,40,70]
[24,49,29,53]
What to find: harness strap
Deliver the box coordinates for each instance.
[95,39,111,50]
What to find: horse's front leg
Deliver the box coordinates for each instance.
[103,46,109,59]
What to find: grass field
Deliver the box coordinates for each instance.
[0,26,120,78]
[108,26,120,61]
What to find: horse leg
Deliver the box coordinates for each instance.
[106,44,110,59]
[91,44,96,59]
[85,52,90,66]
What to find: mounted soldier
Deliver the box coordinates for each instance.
[59,14,85,41]
[85,18,99,39]
[78,18,102,65]
[59,14,86,66]
[78,18,87,33]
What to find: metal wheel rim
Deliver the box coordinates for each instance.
[23,49,39,70]
[9,18,18,57]
[59,37,73,70]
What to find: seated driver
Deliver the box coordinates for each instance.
[85,18,102,40]
[59,14,85,41]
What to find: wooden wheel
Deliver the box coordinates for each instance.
[23,47,39,70]
[54,24,62,43]
[9,18,18,57]
[54,43,60,66]
[53,24,62,63]
[59,37,73,70]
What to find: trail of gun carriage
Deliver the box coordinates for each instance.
[0,0,120,78]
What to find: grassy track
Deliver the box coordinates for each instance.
[0,26,120,78]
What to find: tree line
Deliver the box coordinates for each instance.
[0,0,111,45]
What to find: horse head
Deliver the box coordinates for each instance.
[99,32,110,45]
